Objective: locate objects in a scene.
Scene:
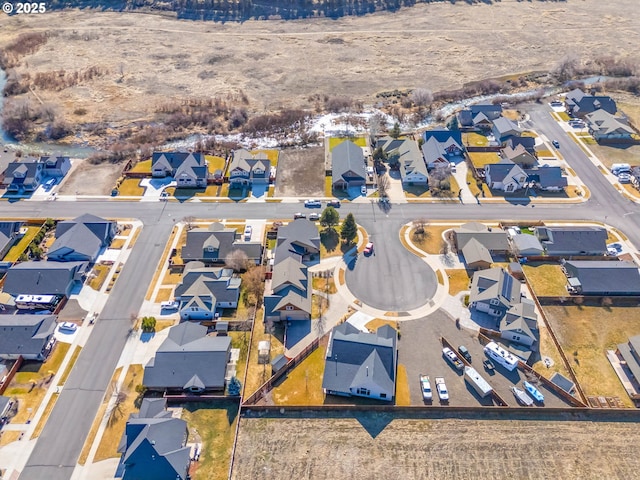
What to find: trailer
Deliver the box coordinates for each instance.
[464,366,493,398]
[484,341,519,372]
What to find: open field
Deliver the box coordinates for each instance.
[543,305,640,405]
[589,143,640,169]
[232,414,640,479]
[58,161,123,195]
[522,262,567,297]
[275,147,324,197]
[1,1,639,145]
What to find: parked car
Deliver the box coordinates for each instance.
[363,242,374,256]
[450,162,457,173]
[618,173,632,183]
[327,200,341,208]
[58,322,77,333]
[442,347,464,371]
[44,178,56,189]
[243,225,253,240]
[420,374,432,402]
[161,301,180,310]
[308,213,320,221]
[457,345,472,362]
[304,199,322,208]
[361,185,367,195]
[435,377,449,403]
[293,212,306,219]
[552,140,560,148]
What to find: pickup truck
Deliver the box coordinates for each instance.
[419,374,432,402]
[435,377,449,403]
[443,347,464,371]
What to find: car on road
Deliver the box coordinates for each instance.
[308,213,320,221]
[293,212,306,219]
[243,225,253,240]
[435,377,449,403]
[443,347,464,371]
[161,301,180,310]
[552,140,560,148]
[327,200,341,208]
[420,374,432,402]
[304,199,322,208]
[58,322,77,333]
[363,242,374,256]
[361,185,367,195]
[457,345,472,362]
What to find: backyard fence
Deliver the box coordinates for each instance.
[0,356,23,395]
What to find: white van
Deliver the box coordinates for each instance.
[611,163,631,174]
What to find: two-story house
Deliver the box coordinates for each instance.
[151,152,208,188]
[228,149,271,187]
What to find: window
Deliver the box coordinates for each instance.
[506,184,514,192]
[514,335,521,341]
[285,306,294,311]
[356,388,370,396]
[380,393,387,399]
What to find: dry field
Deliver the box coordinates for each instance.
[232,415,640,479]
[275,146,325,197]
[57,161,122,195]
[1,0,639,142]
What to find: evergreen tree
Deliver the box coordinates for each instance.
[340,213,358,244]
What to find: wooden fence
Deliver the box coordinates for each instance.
[0,356,23,395]
[517,361,586,408]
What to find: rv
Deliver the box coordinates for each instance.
[464,366,493,398]
[483,341,519,372]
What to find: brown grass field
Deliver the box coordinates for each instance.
[1,0,639,145]
[232,415,640,479]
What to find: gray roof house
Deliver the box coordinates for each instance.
[461,238,493,270]
[485,161,527,192]
[507,136,536,155]
[174,262,241,321]
[322,323,398,402]
[457,102,503,129]
[421,128,464,169]
[565,88,617,118]
[331,140,366,190]
[143,321,231,393]
[535,226,608,256]
[228,149,271,186]
[525,165,568,191]
[563,260,640,295]
[500,299,538,348]
[616,335,640,392]
[585,109,634,142]
[0,314,56,361]
[491,117,522,143]
[264,219,319,324]
[3,160,44,193]
[469,267,521,318]
[48,214,117,262]
[3,261,87,298]
[378,137,427,185]
[118,398,190,480]
[181,222,263,265]
[151,152,208,188]
[453,222,509,253]
[40,156,71,178]
[0,221,23,258]
[501,144,537,168]
[511,233,544,256]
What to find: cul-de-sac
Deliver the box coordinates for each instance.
[1,1,640,479]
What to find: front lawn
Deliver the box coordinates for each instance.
[408,225,451,255]
[118,178,145,196]
[89,263,111,291]
[320,226,342,258]
[312,277,338,295]
[128,159,152,174]
[522,263,567,297]
[446,269,471,295]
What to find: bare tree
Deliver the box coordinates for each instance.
[241,265,265,307]
[413,218,431,241]
[182,216,196,231]
[225,249,249,272]
[555,54,580,82]
[410,88,433,108]
[430,167,449,189]
[377,173,390,198]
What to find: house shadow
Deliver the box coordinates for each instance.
[250,184,267,198]
[469,309,501,330]
[343,245,358,270]
[172,188,201,203]
[228,186,249,202]
[353,411,395,439]
[284,320,311,350]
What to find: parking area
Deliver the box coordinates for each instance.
[399,310,572,408]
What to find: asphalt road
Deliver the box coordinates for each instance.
[5,106,640,480]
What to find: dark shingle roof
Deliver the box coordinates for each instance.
[564,260,640,295]
[331,140,366,182]
[525,166,568,189]
[3,261,87,296]
[535,226,607,255]
[0,314,56,357]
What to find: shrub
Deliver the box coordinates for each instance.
[141,316,157,333]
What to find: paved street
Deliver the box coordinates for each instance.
[3,103,640,479]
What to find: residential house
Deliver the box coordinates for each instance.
[264,219,319,324]
[507,136,537,156]
[535,226,608,256]
[322,323,398,402]
[565,88,617,118]
[563,260,640,295]
[501,144,537,168]
[48,214,117,263]
[524,165,568,191]
[143,321,231,393]
[469,267,521,318]
[377,137,428,185]
[331,140,367,190]
[615,335,640,391]
[40,156,71,178]
[228,149,271,187]
[0,221,23,259]
[0,314,56,361]
[181,222,263,265]
[421,128,464,169]
[173,262,241,320]
[3,160,44,193]
[3,261,87,298]
[500,299,538,348]
[457,102,503,129]
[511,233,544,256]
[461,238,493,270]
[485,161,527,192]
[118,398,190,480]
[452,222,510,254]
[151,152,208,188]
[491,117,522,144]
[585,109,634,142]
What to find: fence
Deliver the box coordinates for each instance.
[517,361,586,408]
[0,356,23,395]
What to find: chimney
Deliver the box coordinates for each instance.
[366,366,369,377]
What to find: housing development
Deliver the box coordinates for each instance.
[1,2,640,480]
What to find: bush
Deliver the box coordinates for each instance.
[141,316,157,333]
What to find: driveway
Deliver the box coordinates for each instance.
[384,170,406,203]
[345,218,437,312]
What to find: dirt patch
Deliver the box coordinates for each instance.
[275,147,324,197]
[232,415,640,479]
[57,160,123,195]
[1,1,639,142]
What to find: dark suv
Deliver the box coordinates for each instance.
[457,345,472,362]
